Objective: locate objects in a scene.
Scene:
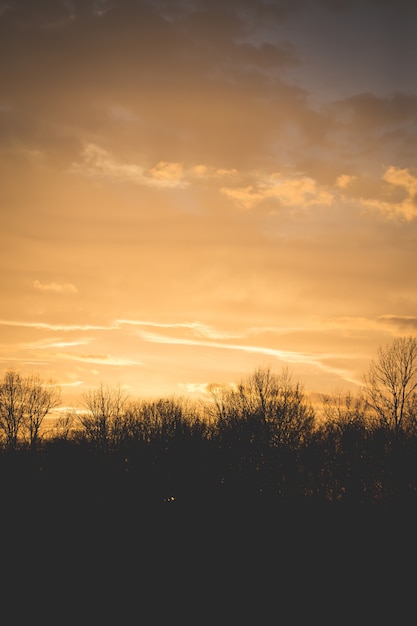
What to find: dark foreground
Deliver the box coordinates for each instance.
[1,484,416,624]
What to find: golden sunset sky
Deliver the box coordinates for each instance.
[1,0,416,407]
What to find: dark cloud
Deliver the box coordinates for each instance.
[0,0,307,169]
[378,316,417,331]
[0,0,73,27]
[319,0,417,10]
[330,93,417,130]
[319,93,417,175]
[0,0,415,172]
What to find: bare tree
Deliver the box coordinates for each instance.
[321,389,368,435]
[51,412,76,440]
[363,335,417,433]
[268,367,316,449]
[77,383,129,452]
[0,370,27,450]
[212,366,315,449]
[0,370,61,450]
[23,374,61,449]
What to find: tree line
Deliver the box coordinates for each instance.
[1,335,417,513]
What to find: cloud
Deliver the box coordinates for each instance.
[336,174,356,188]
[72,148,342,212]
[0,319,113,331]
[263,174,334,208]
[191,165,239,179]
[377,315,417,331]
[33,280,78,293]
[0,4,10,18]
[220,185,265,209]
[70,144,147,184]
[56,353,143,367]
[71,144,188,189]
[361,166,417,221]
[178,381,212,395]
[136,328,355,383]
[192,164,209,176]
[147,161,188,188]
[22,338,92,350]
[383,167,417,220]
[215,168,239,178]
[221,173,334,210]
[116,319,241,339]
[56,381,85,388]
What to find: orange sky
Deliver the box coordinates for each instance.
[1,0,417,408]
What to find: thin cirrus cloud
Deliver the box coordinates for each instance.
[33,280,78,294]
[0,313,411,402]
[0,315,361,389]
[55,353,143,367]
[135,328,359,385]
[21,338,92,350]
[115,318,243,340]
[0,320,113,332]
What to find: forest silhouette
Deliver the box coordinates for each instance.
[1,336,417,621]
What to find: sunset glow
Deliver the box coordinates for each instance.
[1,0,416,406]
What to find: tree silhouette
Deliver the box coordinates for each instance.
[0,370,61,451]
[1,339,417,518]
[363,335,417,433]
[76,383,129,453]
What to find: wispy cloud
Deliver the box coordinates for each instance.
[56,381,85,389]
[136,328,356,383]
[33,280,78,294]
[116,318,241,339]
[71,143,146,184]
[377,315,417,330]
[0,319,114,331]
[178,381,212,395]
[56,353,143,366]
[71,144,188,189]
[21,338,92,350]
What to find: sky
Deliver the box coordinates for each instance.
[1,0,417,408]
